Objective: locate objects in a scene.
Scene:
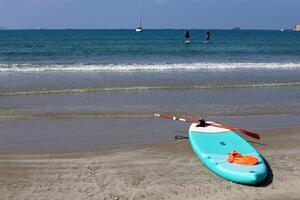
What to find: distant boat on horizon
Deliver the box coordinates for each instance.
[135,6,143,32]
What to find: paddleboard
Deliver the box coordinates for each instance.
[185,39,191,44]
[189,122,267,185]
[203,40,212,44]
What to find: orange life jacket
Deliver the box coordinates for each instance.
[227,150,258,165]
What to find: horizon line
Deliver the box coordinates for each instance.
[0,28,293,31]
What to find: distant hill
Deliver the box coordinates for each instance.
[232,27,241,30]
[0,26,7,30]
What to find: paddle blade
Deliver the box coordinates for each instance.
[236,128,260,140]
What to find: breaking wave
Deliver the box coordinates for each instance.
[1,62,300,72]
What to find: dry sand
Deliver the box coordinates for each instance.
[0,127,300,200]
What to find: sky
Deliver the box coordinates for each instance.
[0,0,299,30]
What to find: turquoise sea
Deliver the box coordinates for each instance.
[0,29,300,119]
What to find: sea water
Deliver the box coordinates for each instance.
[0,29,300,119]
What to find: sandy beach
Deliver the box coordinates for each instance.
[0,119,299,200]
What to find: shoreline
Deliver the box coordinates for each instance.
[1,115,300,152]
[0,126,300,199]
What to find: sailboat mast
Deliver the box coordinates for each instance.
[135,4,143,32]
[139,5,142,27]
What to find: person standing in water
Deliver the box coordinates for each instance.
[206,31,211,41]
[184,30,190,43]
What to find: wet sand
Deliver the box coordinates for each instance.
[0,121,300,199]
[1,115,300,151]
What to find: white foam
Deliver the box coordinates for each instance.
[1,62,300,72]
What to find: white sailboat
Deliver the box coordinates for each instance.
[136,6,143,32]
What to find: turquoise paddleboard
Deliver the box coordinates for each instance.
[189,122,267,185]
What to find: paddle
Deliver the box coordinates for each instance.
[154,113,260,140]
